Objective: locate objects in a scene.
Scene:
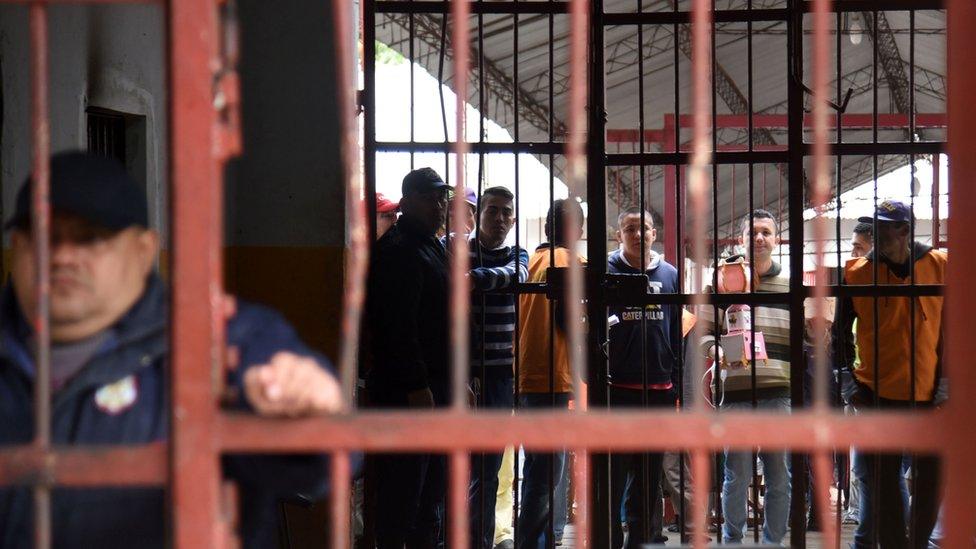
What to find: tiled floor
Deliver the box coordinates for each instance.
[556,523,857,547]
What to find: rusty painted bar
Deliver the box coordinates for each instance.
[566,0,589,542]
[447,0,472,545]
[810,0,832,409]
[169,0,222,544]
[332,0,367,406]
[0,445,167,487]
[943,0,976,545]
[689,449,711,549]
[448,450,469,549]
[689,0,712,416]
[448,0,471,415]
[29,4,51,548]
[217,410,949,452]
[812,450,839,549]
[329,452,351,549]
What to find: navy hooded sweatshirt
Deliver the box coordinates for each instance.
[607,249,682,387]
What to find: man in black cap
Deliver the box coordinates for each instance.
[833,199,947,548]
[366,167,452,547]
[0,151,344,548]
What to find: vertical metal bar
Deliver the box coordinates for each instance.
[169,0,222,544]
[690,449,711,549]
[364,0,378,243]
[330,452,352,549]
[448,0,472,543]
[334,0,366,407]
[409,9,416,170]
[29,5,51,549]
[512,6,522,542]
[810,0,831,411]
[450,450,471,549]
[449,0,471,413]
[944,1,976,545]
[812,450,839,549]
[566,0,589,543]
[688,0,712,414]
[588,0,610,542]
[787,1,808,546]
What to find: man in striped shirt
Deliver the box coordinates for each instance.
[699,209,792,545]
[464,186,529,549]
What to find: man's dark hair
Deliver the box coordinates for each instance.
[738,208,778,236]
[482,186,514,202]
[853,222,873,237]
[616,206,654,228]
[544,198,585,247]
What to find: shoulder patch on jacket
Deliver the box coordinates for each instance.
[94,375,139,415]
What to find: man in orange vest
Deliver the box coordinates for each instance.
[834,199,946,549]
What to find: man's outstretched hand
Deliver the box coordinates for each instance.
[244,351,345,417]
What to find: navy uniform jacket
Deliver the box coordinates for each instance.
[0,274,333,548]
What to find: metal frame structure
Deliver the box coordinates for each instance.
[0,0,973,547]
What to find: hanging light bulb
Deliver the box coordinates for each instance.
[849,14,864,46]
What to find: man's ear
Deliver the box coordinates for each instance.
[137,229,161,276]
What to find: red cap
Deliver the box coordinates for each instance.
[375,193,399,213]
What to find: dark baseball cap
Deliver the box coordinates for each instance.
[5,151,149,232]
[857,199,913,224]
[402,167,449,196]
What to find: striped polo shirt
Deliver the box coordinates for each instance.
[699,260,791,403]
[468,237,529,373]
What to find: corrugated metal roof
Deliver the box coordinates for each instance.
[374,4,945,240]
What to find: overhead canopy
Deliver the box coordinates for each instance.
[374,3,946,243]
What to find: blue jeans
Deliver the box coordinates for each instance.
[852,452,939,549]
[469,370,515,548]
[516,392,570,549]
[721,396,792,545]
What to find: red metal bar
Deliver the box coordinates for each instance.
[448,0,471,412]
[216,410,949,452]
[812,451,839,549]
[810,0,832,410]
[0,445,167,487]
[689,448,711,549]
[565,0,589,540]
[943,0,976,545]
[448,0,472,545]
[29,5,52,548]
[329,452,351,549]
[169,0,222,545]
[333,0,366,405]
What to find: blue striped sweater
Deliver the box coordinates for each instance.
[467,238,529,373]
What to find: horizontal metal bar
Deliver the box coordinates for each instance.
[807,0,945,12]
[604,9,789,25]
[605,150,790,166]
[0,444,166,487]
[816,141,946,156]
[218,410,947,453]
[376,0,569,14]
[607,284,944,305]
[376,141,566,155]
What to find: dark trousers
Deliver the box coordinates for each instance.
[609,386,677,549]
[516,392,571,549]
[851,388,941,549]
[469,369,515,549]
[370,383,448,549]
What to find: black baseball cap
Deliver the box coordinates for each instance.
[5,151,149,232]
[857,199,913,224]
[402,167,449,196]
